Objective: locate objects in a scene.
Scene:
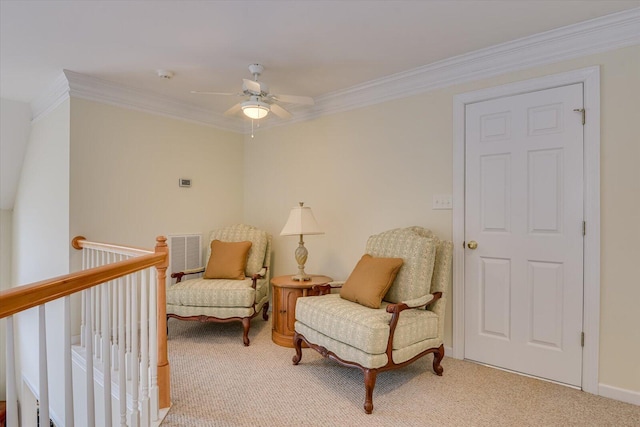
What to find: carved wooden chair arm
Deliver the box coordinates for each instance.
[384,292,443,356]
[312,281,344,295]
[171,267,205,283]
[385,292,442,314]
[251,266,268,289]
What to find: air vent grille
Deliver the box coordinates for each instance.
[168,234,202,284]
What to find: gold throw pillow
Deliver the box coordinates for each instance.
[340,254,404,308]
[203,240,252,280]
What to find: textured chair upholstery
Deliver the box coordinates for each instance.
[292,226,453,413]
[167,224,272,346]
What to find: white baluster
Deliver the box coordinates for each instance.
[102,282,112,427]
[91,286,98,364]
[139,269,150,426]
[118,276,127,427]
[131,272,140,427]
[64,296,74,427]
[6,316,18,427]
[112,255,119,371]
[84,290,96,426]
[90,251,97,363]
[149,267,159,421]
[94,252,105,361]
[81,250,87,348]
[38,305,49,427]
[126,273,132,381]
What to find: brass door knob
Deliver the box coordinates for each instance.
[467,240,478,250]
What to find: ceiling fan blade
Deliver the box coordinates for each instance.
[190,90,241,96]
[269,103,292,120]
[271,94,315,105]
[243,78,266,94]
[223,102,243,117]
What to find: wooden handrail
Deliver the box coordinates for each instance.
[0,251,165,319]
[1,235,172,421]
[72,235,154,257]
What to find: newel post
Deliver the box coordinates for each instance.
[155,236,171,408]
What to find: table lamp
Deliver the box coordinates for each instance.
[280,202,324,281]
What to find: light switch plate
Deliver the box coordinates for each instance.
[432,194,452,210]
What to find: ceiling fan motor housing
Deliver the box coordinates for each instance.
[248,63,264,76]
[242,80,268,95]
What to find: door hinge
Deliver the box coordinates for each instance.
[574,108,585,125]
[581,332,585,347]
[583,221,586,236]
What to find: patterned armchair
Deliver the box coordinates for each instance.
[167,224,272,346]
[292,226,453,413]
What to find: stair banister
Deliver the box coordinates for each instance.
[0,236,170,427]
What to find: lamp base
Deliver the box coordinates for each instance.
[291,274,311,281]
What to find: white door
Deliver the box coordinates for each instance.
[464,84,584,386]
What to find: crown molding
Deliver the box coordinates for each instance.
[30,72,70,123]
[277,7,640,128]
[29,8,639,133]
[62,70,246,133]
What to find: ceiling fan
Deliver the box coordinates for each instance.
[192,64,314,120]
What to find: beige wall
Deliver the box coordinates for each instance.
[0,209,11,400]
[0,209,11,290]
[8,97,246,423]
[244,45,640,393]
[7,45,638,406]
[11,99,71,424]
[69,99,245,264]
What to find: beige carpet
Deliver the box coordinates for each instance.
[162,318,639,426]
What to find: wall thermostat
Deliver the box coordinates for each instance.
[179,178,192,188]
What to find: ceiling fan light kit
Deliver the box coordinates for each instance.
[241,97,270,119]
[192,63,314,121]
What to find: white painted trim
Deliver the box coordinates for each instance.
[30,72,70,124]
[63,70,246,133]
[581,68,601,396]
[452,101,466,360]
[599,383,640,406]
[444,345,453,358]
[267,8,638,130]
[29,9,639,133]
[452,67,601,395]
[21,375,64,427]
[71,347,134,411]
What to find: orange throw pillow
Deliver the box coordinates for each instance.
[203,240,252,280]
[340,254,404,308]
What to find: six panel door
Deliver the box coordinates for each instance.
[464,83,584,386]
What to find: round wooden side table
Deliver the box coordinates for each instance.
[271,274,333,347]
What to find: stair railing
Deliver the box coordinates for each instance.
[0,236,170,427]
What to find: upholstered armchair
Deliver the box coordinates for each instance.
[292,226,453,413]
[167,224,272,346]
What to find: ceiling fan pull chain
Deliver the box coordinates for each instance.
[251,119,255,139]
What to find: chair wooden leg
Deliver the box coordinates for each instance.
[242,318,251,346]
[262,302,269,321]
[363,368,377,414]
[433,344,445,376]
[292,332,303,365]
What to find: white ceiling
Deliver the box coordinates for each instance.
[1,1,639,117]
[1,1,639,210]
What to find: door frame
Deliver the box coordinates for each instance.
[452,66,600,394]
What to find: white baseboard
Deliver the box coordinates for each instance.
[444,346,453,358]
[599,383,640,406]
